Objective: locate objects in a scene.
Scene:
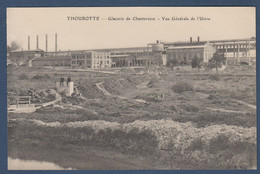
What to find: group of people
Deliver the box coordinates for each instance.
[60,75,71,87]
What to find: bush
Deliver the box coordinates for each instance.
[18,73,29,80]
[209,74,221,81]
[147,78,159,88]
[32,74,51,80]
[207,95,218,100]
[179,104,199,112]
[172,81,194,93]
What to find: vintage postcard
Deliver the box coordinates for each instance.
[7,7,256,170]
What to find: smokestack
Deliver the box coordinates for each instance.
[45,34,48,52]
[190,37,192,44]
[197,36,200,43]
[28,36,30,50]
[55,33,57,52]
[36,35,39,50]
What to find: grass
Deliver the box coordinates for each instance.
[18,73,29,80]
[7,65,256,169]
[172,81,194,93]
[209,74,221,81]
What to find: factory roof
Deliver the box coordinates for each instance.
[167,43,213,50]
[33,56,71,61]
[110,55,130,58]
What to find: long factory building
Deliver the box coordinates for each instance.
[8,35,256,68]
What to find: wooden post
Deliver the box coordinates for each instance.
[225,42,228,66]
[237,41,240,63]
[248,40,251,64]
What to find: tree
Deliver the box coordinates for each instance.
[166,59,178,70]
[191,56,202,71]
[180,57,188,65]
[7,41,20,53]
[208,52,226,74]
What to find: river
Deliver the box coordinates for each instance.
[8,157,73,170]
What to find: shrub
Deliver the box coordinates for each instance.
[209,74,221,81]
[147,78,159,88]
[207,95,218,100]
[179,104,199,112]
[32,74,51,80]
[208,134,231,152]
[18,73,29,80]
[172,81,194,93]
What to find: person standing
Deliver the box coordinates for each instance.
[67,75,71,86]
[60,75,64,86]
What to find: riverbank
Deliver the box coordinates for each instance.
[8,118,257,169]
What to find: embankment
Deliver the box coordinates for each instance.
[8,118,256,169]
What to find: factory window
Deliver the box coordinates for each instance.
[107,61,109,64]
[97,61,99,64]
[107,56,109,58]
[72,61,76,64]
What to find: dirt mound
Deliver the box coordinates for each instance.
[77,81,106,99]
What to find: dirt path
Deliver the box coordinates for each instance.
[231,99,256,110]
[55,67,116,74]
[95,81,147,103]
[96,82,112,96]
[206,107,248,114]
[42,90,61,107]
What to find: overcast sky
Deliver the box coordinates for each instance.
[7,7,255,51]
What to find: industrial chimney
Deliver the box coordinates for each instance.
[28,36,30,50]
[190,37,192,44]
[55,33,57,53]
[197,36,200,43]
[36,35,39,50]
[45,34,48,52]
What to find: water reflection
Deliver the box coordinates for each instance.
[8,157,73,170]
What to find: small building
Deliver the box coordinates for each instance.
[166,43,216,65]
[71,51,111,69]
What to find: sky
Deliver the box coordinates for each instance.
[7,7,255,51]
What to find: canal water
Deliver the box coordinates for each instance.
[8,157,73,170]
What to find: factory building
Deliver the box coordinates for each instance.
[31,56,71,67]
[71,51,111,69]
[9,49,44,59]
[166,43,216,65]
[9,49,44,66]
[110,51,165,67]
[150,36,256,65]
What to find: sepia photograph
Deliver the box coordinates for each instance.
[6,7,256,170]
